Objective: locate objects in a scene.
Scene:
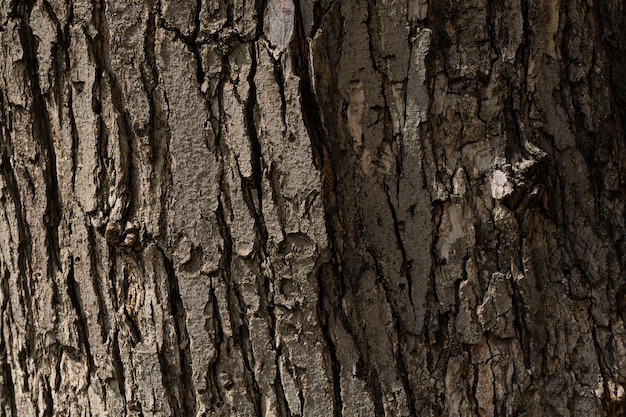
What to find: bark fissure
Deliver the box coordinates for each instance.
[0,271,18,417]
[215,195,263,416]
[244,44,264,215]
[87,225,112,343]
[160,247,196,416]
[64,261,94,379]
[1,0,626,415]
[385,186,415,309]
[16,1,63,274]
[109,331,127,408]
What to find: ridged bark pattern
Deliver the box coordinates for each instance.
[0,0,625,416]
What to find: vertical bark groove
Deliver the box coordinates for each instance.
[0,0,625,415]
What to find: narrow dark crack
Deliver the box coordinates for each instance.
[160,247,197,416]
[384,186,415,308]
[65,260,95,380]
[229,41,288,417]
[89,0,133,221]
[310,0,340,39]
[151,246,193,416]
[215,196,263,417]
[369,365,388,417]
[364,0,380,73]
[43,0,68,127]
[87,225,112,343]
[0,130,34,344]
[39,371,56,415]
[291,4,346,416]
[16,0,63,282]
[205,276,226,411]
[271,59,287,135]
[512,245,532,369]
[394,342,418,417]
[365,248,408,417]
[244,43,264,215]
[273,343,294,417]
[67,80,81,193]
[593,326,626,416]
[110,330,128,409]
[233,282,264,417]
[140,10,158,134]
[0,268,18,417]
[316,264,344,417]
[255,0,267,39]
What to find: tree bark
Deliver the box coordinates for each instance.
[0,0,625,416]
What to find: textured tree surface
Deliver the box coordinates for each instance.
[0,0,625,416]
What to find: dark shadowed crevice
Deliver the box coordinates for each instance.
[160,248,197,417]
[366,247,417,416]
[64,260,95,380]
[240,43,275,417]
[140,10,159,139]
[155,84,174,245]
[215,197,263,416]
[109,331,127,409]
[255,0,266,38]
[232,280,264,416]
[66,76,81,193]
[395,343,419,417]
[87,226,112,343]
[244,43,264,216]
[385,186,415,308]
[0,267,18,417]
[290,0,338,237]
[155,317,182,416]
[1,351,18,417]
[234,40,290,415]
[258,257,288,416]
[205,277,226,411]
[90,0,134,221]
[368,365,389,417]
[41,373,53,416]
[316,263,344,417]
[13,8,63,362]
[151,245,192,416]
[15,1,62,274]
[392,300,419,417]
[590,324,626,417]
[42,0,69,127]
[0,128,34,336]
[273,343,294,417]
[271,59,287,135]
[291,4,347,416]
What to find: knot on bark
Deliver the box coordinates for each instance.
[105,221,140,248]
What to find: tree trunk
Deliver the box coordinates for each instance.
[0,0,625,415]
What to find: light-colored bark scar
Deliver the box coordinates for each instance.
[265,0,295,58]
[348,81,365,146]
[545,0,560,59]
[490,169,513,200]
[408,0,428,21]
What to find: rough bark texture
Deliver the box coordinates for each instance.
[0,0,625,416]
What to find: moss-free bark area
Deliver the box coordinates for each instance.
[0,0,625,416]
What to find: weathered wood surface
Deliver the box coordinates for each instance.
[0,0,625,416]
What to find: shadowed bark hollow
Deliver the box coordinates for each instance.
[0,0,625,416]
